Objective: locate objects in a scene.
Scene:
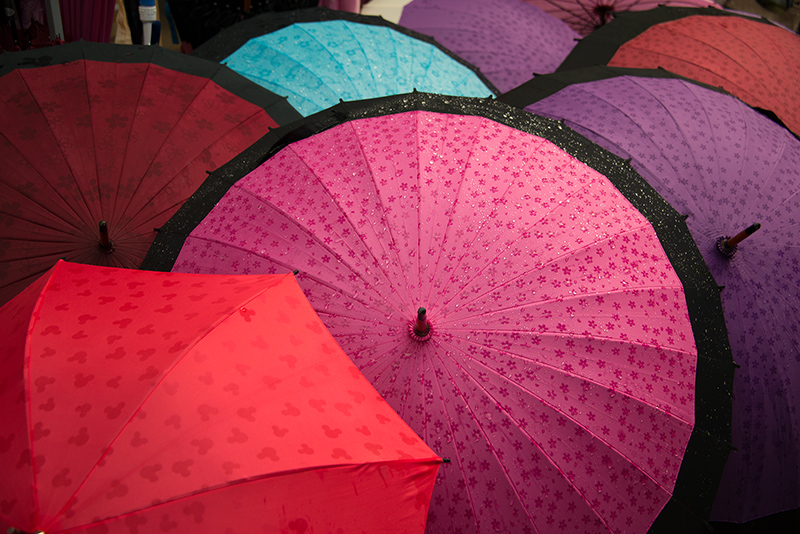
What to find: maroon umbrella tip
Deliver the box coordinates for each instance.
[98,220,114,254]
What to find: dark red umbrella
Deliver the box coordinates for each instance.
[558,7,800,138]
[0,41,301,306]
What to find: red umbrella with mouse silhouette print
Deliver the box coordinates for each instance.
[0,40,301,308]
[0,260,440,534]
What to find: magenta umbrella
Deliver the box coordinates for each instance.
[143,93,733,534]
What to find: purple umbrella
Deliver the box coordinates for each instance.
[501,68,800,525]
[397,0,579,93]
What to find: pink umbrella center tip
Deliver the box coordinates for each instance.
[410,307,432,341]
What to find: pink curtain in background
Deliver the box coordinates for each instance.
[60,0,116,42]
[318,0,361,13]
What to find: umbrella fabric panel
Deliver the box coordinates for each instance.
[0,262,439,533]
[398,0,579,93]
[172,110,700,533]
[525,74,800,522]
[520,0,717,36]
[606,14,800,137]
[46,462,439,533]
[222,20,494,117]
[0,270,51,529]
[0,44,293,307]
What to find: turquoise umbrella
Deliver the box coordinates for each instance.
[193,7,497,117]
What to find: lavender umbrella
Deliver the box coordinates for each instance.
[397,0,579,93]
[501,67,800,525]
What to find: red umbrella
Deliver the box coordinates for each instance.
[0,41,301,307]
[558,7,800,137]
[0,260,441,534]
[144,93,734,534]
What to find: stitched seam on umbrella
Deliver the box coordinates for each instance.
[24,260,63,527]
[294,22,364,101]
[237,33,333,114]
[434,336,616,532]
[437,333,683,511]
[341,20,381,97]
[118,87,269,238]
[50,458,442,533]
[435,149,611,309]
[9,66,96,233]
[44,272,293,530]
[442,327,696,425]
[429,347,520,533]
[423,115,504,309]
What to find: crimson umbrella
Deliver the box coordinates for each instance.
[192,7,497,117]
[0,41,301,307]
[0,260,441,534]
[501,66,800,525]
[518,0,718,36]
[394,0,580,93]
[557,7,800,138]
[143,92,734,534]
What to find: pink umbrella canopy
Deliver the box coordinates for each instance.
[143,93,734,534]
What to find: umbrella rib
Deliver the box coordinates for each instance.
[109,63,220,239]
[742,128,790,220]
[426,116,542,310]
[115,104,269,239]
[294,22,366,100]
[438,173,611,310]
[233,36,338,113]
[104,58,164,235]
[427,342,534,533]
[342,20,381,97]
[439,333,683,499]
[0,175,88,237]
[230,173,410,317]
[51,459,436,534]
[421,113,482,309]
[6,74,97,232]
[24,263,62,524]
[102,60,149,235]
[41,274,299,532]
[349,118,417,310]
[435,335,622,533]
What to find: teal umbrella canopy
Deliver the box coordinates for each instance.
[193,8,497,117]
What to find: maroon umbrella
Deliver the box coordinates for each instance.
[558,7,800,138]
[0,41,300,306]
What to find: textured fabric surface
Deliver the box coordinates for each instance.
[398,0,579,92]
[519,0,717,35]
[0,41,300,306]
[220,19,494,116]
[168,107,711,534]
[524,73,800,523]
[0,261,439,533]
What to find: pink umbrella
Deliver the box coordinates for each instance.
[143,93,734,534]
